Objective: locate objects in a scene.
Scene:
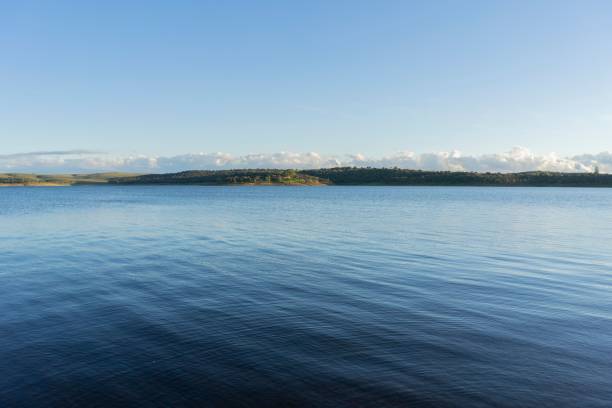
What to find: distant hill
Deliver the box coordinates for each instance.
[111,169,323,185]
[2,168,612,187]
[109,168,612,187]
[0,172,138,186]
[301,167,612,187]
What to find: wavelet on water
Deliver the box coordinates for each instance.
[1,186,611,406]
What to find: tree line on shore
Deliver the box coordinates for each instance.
[2,167,611,187]
[109,167,612,187]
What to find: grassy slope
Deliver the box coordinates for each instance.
[0,173,139,186]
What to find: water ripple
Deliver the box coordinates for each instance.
[1,186,611,407]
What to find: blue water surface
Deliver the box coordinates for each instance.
[1,186,611,407]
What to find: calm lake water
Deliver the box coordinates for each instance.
[1,186,611,407]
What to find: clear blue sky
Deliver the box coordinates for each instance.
[2,0,612,157]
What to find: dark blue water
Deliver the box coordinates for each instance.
[1,186,611,407]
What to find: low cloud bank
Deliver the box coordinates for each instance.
[1,147,610,174]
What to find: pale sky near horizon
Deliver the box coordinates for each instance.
[2,0,612,159]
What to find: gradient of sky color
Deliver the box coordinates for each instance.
[2,0,612,157]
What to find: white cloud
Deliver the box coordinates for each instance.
[0,147,610,174]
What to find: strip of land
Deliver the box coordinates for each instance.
[2,168,612,187]
[0,173,138,186]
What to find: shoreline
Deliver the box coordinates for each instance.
[0,183,70,187]
[2,168,612,188]
[3,183,612,188]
